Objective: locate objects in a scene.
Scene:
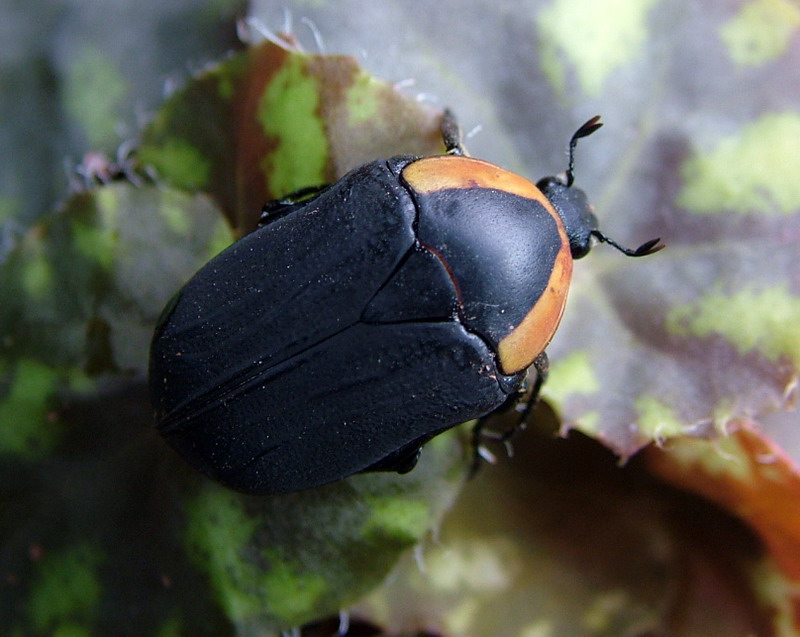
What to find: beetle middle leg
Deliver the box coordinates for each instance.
[469,351,549,476]
[362,435,433,474]
[259,184,331,227]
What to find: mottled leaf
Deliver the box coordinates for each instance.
[1,37,461,636]
[0,184,233,636]
[139,39,444,234]
[181,433,464,632]
[0,185,230,382]
[4,0,800,635]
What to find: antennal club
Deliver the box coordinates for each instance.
[591,231,665,257]
[566,115,603,187]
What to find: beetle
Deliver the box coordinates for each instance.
[149,111,662,494]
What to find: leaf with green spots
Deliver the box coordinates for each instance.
[720,0,800,66]
[0,185,231,378]
[667,284,800,366]
[257,52,328,197]
[545,351,600,403]
[549,232,799,459]
[544,111,800,461]
[677,112,800,216]
[63,45,128,148]
[0,372,236,636]
[139,39,444,233]
[0,358,62,459]
[0,183,237,632]
[0,182,238,630]
[1,38,465,637]
[181,430,465,632]
[4,2,800,634]
[537,0,660,96]
[26,544,102,634]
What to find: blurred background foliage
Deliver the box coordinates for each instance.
[2,0,800,636]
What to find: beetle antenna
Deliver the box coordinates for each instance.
[591,231,664,257]
[566,115,603,187]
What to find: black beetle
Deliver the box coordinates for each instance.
[149,111,662,494]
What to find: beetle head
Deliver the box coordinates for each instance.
[538,116,663,260]
[536,176,597,259]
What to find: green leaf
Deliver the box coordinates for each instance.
[720,0,800,66]
[0,185,231,377]
[5,2,800,634]
[537,0,660,96]
[139,40,444,233]
[182,432,464,631]
[2,39,457,637]
[677,112,800,216]
[26,544,102,634]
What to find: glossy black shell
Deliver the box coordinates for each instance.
[150,155,566,494]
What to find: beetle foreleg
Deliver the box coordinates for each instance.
[514,350,549,427]
[469,351,549,477]
[440,108,468,157]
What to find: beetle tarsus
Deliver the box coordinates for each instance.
[441,108,468,156]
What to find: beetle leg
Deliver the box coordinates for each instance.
[440,108,469,157]
[512,350,549,429]
[468,391,522,478]
[361,436,429,474]
[258,184,331,227]
[469,351,549,477]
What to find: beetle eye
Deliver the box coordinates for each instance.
[570,237,592,259]
[535,176,561,191]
